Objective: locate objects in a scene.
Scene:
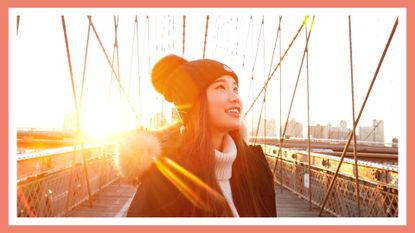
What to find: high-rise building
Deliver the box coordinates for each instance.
[285,118,303,138]
[328,120,350,140]
[310,124,330,139]
[359,119,384,142]
[250,118,277,137]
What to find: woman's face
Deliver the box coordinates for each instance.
[206,75,242,133]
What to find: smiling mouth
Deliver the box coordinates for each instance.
[225,107,241,117]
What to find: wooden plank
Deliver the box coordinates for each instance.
[66,182,136,217]
[275,185,333,217]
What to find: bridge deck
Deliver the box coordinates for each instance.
[275,185,333,217]
[65,181,136,217]
[66,182,333,217]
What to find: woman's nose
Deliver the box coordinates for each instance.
[228,90,241,103]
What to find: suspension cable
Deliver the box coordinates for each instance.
[16,15,20,35]
[272,16,315,175]
[127,16,138,97]
[108,33,116,102]
[305,23,312,210]
[136,16,142,123]
[242,16,253,67]
[244,16,309,117]
[61,16,80,123]
[246,16,265,114]
[182,15,186,56]
[88,16,141,123]
[114,16,122,107]
[254,16,278,142]
[203,15,209,58]
[268,16,282,78]
[61,16,93,209]
[348,15,361,217]
[146,16,151,72]
[278,16,283,192]
[319,17,399,216]
[263,17,267,142]
[79,22,91,111]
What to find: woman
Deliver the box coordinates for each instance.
[118,54,276,217]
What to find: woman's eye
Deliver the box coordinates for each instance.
[233,87,239,92]
[216,85,225,90]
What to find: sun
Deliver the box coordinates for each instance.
[79,101,136,138]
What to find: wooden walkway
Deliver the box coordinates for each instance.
[275,185,333,217]
[66,182,136,217]
[67,182,333,217]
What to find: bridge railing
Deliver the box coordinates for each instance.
[262,144,398,217]
[17,143,119,217]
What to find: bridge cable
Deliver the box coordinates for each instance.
[318,17,399,216]
[265,16,282,143]
[278,17,283,192]
[305,23,312,210]
[114,16,122,108]
[241,16,253,67]
[88,16,141,123]
[79,21,91,112]
[348,16,361,217]
[127,16,138,97]
[272,16,315,178]
[136,16,142,124]
[251,17,266,142]
[244,16,309,117]
[245,16,265,128]
[61,16,93,209]
[16,15,20,35]
[146,16,151,75]
[182,15,186,56]
[254,16,283,143]
[203,15,209,58]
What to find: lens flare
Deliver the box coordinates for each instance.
[153,156,225,212]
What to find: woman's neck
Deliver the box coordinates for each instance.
[211,130,226,151]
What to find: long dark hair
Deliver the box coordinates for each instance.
[161,92,269,217]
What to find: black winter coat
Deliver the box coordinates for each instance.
[126,143,277,217]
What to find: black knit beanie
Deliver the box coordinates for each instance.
[151,54,238,120]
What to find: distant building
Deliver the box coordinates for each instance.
[310,120,349,140]
[328,120,350,140]
[250,118,277,137]
[359,119,384,143]
[285,118,303,138]
[310,124,330,139]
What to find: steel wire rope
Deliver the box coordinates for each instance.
[318,17,399,216]
[87,16,141,123]
[272,16,315,176]
[244,16,309,117]
[348,16,361,216]
[245,16,265,127]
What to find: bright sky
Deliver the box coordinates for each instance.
[9,8,406,142]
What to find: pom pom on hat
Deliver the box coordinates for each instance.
[151,55,188,97]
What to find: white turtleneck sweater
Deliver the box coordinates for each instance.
[214,134,239,217]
